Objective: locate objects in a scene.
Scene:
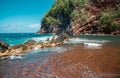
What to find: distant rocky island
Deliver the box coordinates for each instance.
[37,0,120,35]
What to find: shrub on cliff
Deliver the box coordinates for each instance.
[99,7,120,33]
[99,12,110,25]
[70,10,79,19]
[43,16,59,26]
[70,0,87,7]
[41,0,88,32]
[114,5,120,18]
[103,21,118,33]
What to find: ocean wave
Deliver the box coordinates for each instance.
[84,42,103,49]
[30,35,58,43]
[9,55,23,60]
[29,46,67,54]
[64,38,110,44]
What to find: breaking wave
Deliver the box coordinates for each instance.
[64,38,110,44]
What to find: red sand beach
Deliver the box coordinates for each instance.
[46,45,120,78]
[0,44,120,78]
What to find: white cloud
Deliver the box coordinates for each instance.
[29,24,40,29]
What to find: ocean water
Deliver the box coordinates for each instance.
[0,33,69,59]
[0,33,120,60]
[0,33,53,45]
[0,33,120,46]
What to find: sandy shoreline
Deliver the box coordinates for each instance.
[41,44,120,78]
[0,44,120,78]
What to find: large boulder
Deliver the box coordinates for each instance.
[55,32,70,42]
[0,40,9,52]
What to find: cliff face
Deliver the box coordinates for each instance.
[38,0,120,35]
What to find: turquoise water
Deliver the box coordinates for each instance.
[0,33,120,46]
[0,33,53,45]
[77,35,120,42]
[0,33,120,58]
[0,33,120,59]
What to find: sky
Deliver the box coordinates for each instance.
[0,0,54,33]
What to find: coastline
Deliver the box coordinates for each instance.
[0,0,120,77]
[77,34,120,36]
[0,34,120,77]
[0,43,120,78]
[0,32,73,58]
[42,44,120,78]
[0,33,120,59]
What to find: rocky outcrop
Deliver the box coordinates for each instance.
[71,0,120,35]
[38,0,120,35]
[0,35,68,58]
[0,40,9,53]
[24,40,37,46]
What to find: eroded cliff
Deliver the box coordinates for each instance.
[38,0,120,35]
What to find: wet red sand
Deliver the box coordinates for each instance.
[0,44,120,78]
[29,45,120,78]
[42,45,120,78]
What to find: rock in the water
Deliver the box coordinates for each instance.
[0,40,9,52]
[51,43,56,47]
[24,40,37,46]
[22,45,30,52]
[11,44,24,49]
[55,33,70,42]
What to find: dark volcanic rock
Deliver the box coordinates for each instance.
[0,40,9,52]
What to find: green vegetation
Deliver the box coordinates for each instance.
[99,6,120,33]
[40,0,120,35]
[103,21,118,33]
[43,16,59,26]
[70,10,79,19]
[70,8,89,26]
[70,0,87,7]
[113,5,120,18]
[99,12,111,25]
[78,11,89,25]
[41,0,88,31]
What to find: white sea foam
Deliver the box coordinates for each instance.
[9,55,22,60]
[84,43,102,47]
[31,35,58,43]
[64,38,109,44]
[31,36,52,42]
[34,47,39,50]
[49,47,67,53]
[31,46,67,54]
[64,38,108,49]
[84,42,103,49]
